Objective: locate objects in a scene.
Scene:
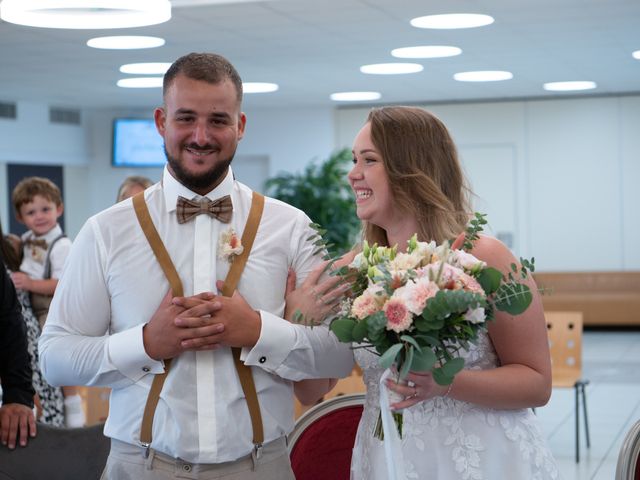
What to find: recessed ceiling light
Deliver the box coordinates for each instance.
[360,63,423,75]
[632,50,640,59]
[243,82,279,93]
[330,92,382,102]
[0,0,171,29]
[117,77,163,88]
[87,36,165,50]
[543,81,597,92]
[410,13,494,29]
[454,70,513,82]
[120,63,172,75]
[391,46,462,59]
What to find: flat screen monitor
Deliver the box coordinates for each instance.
[112,118,165,167]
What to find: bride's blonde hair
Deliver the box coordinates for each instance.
[361,106,472,246]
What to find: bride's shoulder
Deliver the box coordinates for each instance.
[468,234,517,272]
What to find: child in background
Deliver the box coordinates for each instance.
[10,177,85,428]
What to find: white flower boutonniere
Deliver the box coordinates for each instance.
[218,227,244,262]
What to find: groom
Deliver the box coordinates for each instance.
[39,52,352,479]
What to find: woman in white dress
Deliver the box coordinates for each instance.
[290,106,560,479]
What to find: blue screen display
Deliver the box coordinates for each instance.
[112,118,165,167]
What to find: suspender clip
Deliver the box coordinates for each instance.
[251,442,263,470]
[140,442,151,459]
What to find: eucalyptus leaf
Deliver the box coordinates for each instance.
[379,343,403,369]
[410,347,437,372]
[330,318,356,342]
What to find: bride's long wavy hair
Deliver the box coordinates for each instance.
[361,106,472,247]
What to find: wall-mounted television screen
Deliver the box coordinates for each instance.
[112,118,165,167]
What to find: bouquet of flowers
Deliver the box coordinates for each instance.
[328,214,535,439]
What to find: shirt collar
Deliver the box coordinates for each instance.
[163,165,235,213]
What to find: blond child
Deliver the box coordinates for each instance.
[10,176,85,428]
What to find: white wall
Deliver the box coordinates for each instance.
[335,95,640,271]
[1,102,335,239]
[2,95,639,271]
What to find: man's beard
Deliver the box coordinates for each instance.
[164,144,233,192]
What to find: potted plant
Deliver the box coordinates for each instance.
[264,148,360,254]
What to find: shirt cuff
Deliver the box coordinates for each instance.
[242,310,296,371]
[108,324,164,381]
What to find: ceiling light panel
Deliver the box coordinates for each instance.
[330,92,381,102]
[454,71,513,82]
[117,77,163,88]
[87,36,165,50]
[411,13,494,29]
[360,63,423,75]
[543,81,597,91]
[0,0,171,29]
[243,83,278,93]
[391,46,462,59]
[120,63,172,75]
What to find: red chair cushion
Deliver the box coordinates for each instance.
[290,405,363,480]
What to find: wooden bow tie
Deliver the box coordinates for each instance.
[176,195,233,224]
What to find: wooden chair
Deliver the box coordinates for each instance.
[615,419,640,480]
[545,311,590,463]
[288,393,365,480]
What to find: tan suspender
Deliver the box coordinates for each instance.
[132,191,265,454]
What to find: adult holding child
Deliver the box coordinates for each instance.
[288,106,560,479]
[39,52,352,479]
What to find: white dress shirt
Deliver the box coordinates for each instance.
[39,167,353,463]
[20,224,71,279]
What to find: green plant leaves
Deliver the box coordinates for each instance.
[494,283,532,315]
[477,267,502,295]
[330,318,356,342]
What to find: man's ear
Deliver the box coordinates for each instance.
[154,107,166,136]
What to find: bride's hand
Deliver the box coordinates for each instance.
[284,260,350,325]
[386,370,451,410]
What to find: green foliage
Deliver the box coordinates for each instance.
[462,212,488,251]
[264,148,361,254]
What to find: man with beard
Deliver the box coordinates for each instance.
[39,53,352,480]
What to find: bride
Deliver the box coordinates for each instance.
[288,106,560,479]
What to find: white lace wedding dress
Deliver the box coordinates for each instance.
[350,331,561,480]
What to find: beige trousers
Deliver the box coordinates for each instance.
[100,437,295,480]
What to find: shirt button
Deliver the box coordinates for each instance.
[142,366,151,373]
[259,356,266,364]
[183,464,192,472]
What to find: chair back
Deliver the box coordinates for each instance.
[288,393,365,480]
[545,311,584,387]
[615,419,640,480]
[0,422,110,480]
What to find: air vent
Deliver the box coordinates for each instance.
[0,101,17,119]
[49,107,81,125]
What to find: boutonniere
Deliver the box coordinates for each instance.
[218,227,244,262]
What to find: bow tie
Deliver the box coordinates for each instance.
[176,195,233,224]
[24,238,48,249]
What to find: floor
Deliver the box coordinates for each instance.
[535,329,640,480]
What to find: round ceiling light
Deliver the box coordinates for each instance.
[243,82,279,94]
[120,63,171,75]
[543,81,597,92]
[391,45,462,59]
[330,92,382,102]
[0,0,171,29]
[632,50,640,60]
[360,63,423,75]
[87,36,165,50]
[117,77,163,88]
[410,13,494,29]
[454,70,513,82]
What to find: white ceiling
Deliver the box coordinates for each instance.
[0,0,639,110]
